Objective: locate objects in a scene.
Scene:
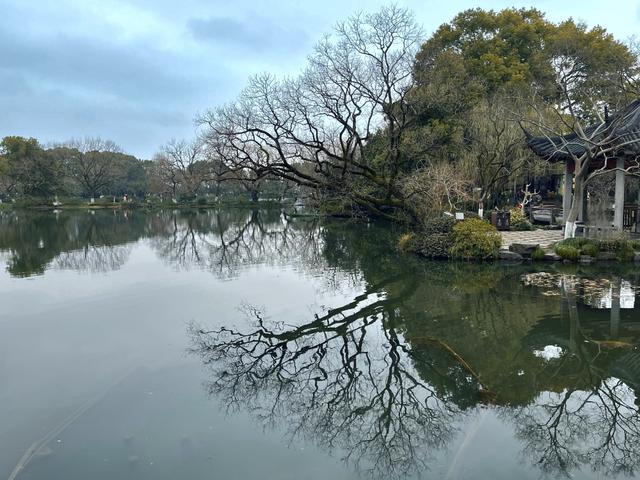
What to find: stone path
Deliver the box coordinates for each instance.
[500,229,564,248]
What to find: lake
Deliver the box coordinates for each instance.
[1,208,639,480]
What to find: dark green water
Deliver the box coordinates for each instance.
[1,208,639,480]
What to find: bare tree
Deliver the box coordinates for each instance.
[462,95,539,211]
[401,161,471,218]
[199,6,423,221]
[154,138,211,199]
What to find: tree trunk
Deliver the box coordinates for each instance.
[564,174,584,239]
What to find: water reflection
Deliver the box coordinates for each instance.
[186,223,640,478]
[0,209,144,276]
[0,209,324,278]
[2,209,640,479]
[148,209,325,279]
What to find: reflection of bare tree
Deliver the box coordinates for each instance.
[509,284,640,478]
[150,210,326,279]
[189,273,482,478]
[512,376,640,477]
[53,244,132,273]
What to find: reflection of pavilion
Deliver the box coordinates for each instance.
[585,280,635,309]
[521,280,640,389]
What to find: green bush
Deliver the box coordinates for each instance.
[555,236,637,262]
[580,242,599,257]
[416,233,452,259]
[450,218,501,260]
[531,247,546,261]
[554,243,580,261]
[630,240,640,250]
[509,208,532,231]
[421,216,455,235]
[560,237,589,249]
[617,242,636,262]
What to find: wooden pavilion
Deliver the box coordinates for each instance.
[526,100,640,235]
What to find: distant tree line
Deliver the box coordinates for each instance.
[0,136,296,203]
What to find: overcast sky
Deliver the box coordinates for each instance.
[2,0,639,158]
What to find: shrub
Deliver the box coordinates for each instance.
[561,237,589,249]
[509,208,531,230]
[630,239,640,250]
[531,247,546,261]
[197,197,208,206]
[421,216,455,235]
[580,242,599,257]
[416,233,452,259]
[517,221,534,231]
[397,233,415,252]
[554,243,580,261]
[450,218,501,260]
[617,242,635,262]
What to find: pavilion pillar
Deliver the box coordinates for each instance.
[614,157,625,230]
[563,163,573,223]
[576,184,587,223]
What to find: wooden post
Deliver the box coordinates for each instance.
[563,163,573,222]
[614,157,625,230]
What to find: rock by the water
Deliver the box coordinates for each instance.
[597,251,617,261]
[499,250,523,261]
[509,243,540,257]
[543,252,561,261]
[579,255,595,264]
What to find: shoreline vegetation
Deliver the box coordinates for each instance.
[398,214,640,264]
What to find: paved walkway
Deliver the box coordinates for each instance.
[500,229,564,248]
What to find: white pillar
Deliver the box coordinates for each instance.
[563,163,573,222]
[614,157,625,230]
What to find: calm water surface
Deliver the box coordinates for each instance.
[1,208,639,480]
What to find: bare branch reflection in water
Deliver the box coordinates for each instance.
[53,244,132,273]
[188,286,474,478]
[149,210,329,280]
[4,208,640,478]
[508,278,640,478]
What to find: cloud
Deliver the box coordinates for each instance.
[1,0,637,158]
[187,14,309,55]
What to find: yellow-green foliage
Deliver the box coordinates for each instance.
[580,242,599,257]
[509,207,526,225]
[555,244,580,261]
[450,218,501,260]
[531,246,546,261]
[397,233,415,252]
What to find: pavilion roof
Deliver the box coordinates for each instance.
[526,99,640,163]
